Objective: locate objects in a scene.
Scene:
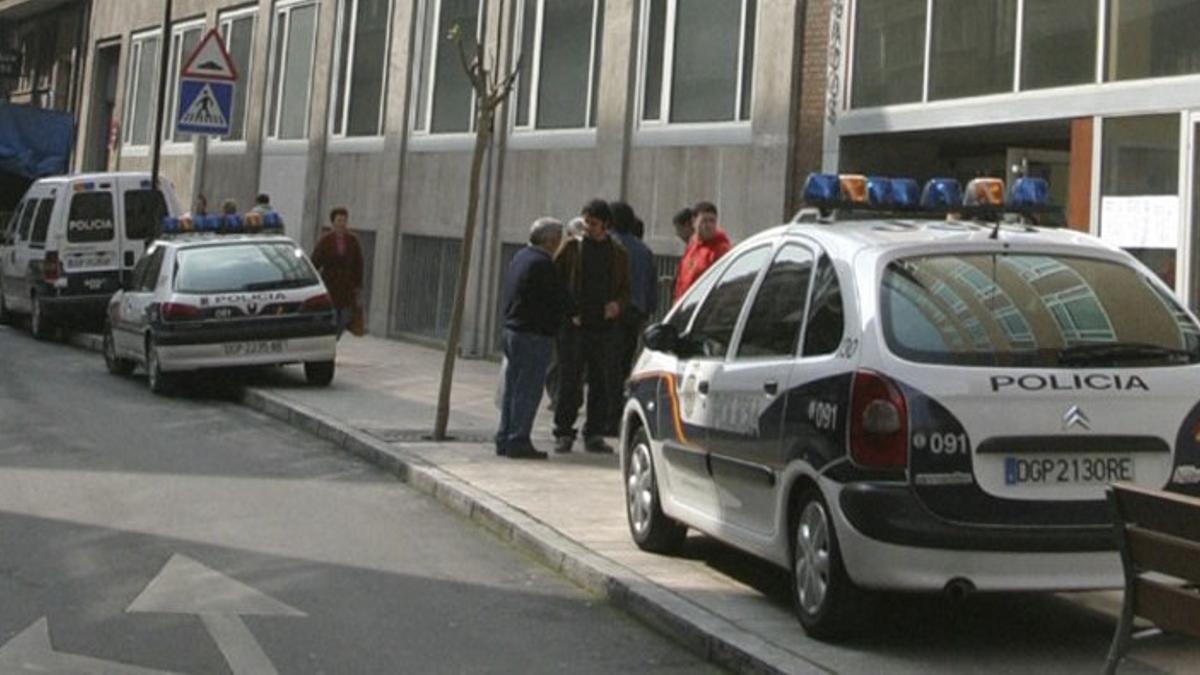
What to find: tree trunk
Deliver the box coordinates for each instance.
[432,120,492,440]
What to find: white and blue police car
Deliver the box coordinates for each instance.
[104,213,338,394]
[620,173,1200,638]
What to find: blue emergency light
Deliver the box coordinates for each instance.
[221,214,243,232]
[161,216,180,234]
[802,173,842,203]
[866,176,893,205]
[921,178,962,209]
[262,211,283,232]
[1009,177,1049,207]
[890,178,921,208]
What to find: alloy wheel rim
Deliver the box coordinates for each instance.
[627,442,654,536]
[795,501,831,615]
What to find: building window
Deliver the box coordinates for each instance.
[1020,0,1097,91]
[639,0,756,125]
[413,0,482,134]
[123,31,161,147]
[219,8,257,142]
[164,20,204,144]
[928,0,1016,100]
[512,0,603,131]
[851,0,926,108]
[267,0,320,140]
[331,0,392,138]
[1106,0,1200,82]
[1100,114,1180,289]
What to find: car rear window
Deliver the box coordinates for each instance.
[67,192,116,243]
[880,253,1200,368]
[174,242,320,294]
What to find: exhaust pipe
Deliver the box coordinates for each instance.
[944,577,975,601]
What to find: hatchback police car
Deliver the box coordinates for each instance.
[104,217,338,395]
[621,174,1200,639]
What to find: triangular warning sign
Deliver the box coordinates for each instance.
[179,82,229,129]
[181,28,238,81]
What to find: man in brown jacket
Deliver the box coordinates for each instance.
[553,199,631,454]
[311,207,364,339]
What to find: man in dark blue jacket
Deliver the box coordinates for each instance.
[609,202,657,434]
[496,218,577,459]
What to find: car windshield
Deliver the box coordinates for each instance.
[880,252,1200,368]
[174,242,320,294]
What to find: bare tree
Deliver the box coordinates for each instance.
[432,12,520,441]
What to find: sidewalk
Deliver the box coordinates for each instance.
[73,332,1192,673]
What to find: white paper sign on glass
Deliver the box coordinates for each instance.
[1100,196,1179,250]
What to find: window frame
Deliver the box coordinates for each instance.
[122,28,162,150]
[328,0,394,139]
[509,0,604,136]
[634,0,757,134]
[162,18,207,147]
[28,198,55,248]
[265,0,321,142]
[213,5,259,146]
[685,243,772,362]
[410,0,485,140]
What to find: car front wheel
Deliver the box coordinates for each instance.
[791,487,870,640]
[304,360,335,386]
[625,428,687,554]
[104,322,135,376]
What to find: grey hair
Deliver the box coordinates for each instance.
[529,217,564,245]
[566,216,586,238]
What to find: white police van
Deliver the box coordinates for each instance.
[621,173,1200,639]
[0,172,181,338]
[104,213,338,395]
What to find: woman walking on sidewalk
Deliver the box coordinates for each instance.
[311,207,364,339]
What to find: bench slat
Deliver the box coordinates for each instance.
[1133,579,1200,640]
[1127,526,1200,586]
[1112,483,1200,543]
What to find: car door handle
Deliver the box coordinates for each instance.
[697,381,710,395]
[763,381,779,395]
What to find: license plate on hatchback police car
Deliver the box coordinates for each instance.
[223,340,287,356]
[1004,455,1134,485]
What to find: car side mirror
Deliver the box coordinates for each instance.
[642,323,679,354]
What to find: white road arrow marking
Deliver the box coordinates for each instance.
[128,554,305,675]
[0,618,180,674]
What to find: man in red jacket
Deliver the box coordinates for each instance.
[673,201,731,301]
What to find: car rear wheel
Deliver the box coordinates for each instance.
[29,295,52,340]
[791,487,870,640]
[103,323,135,376]
[625,428,687,554]
[146,339,176,395]
[304,360,335,386]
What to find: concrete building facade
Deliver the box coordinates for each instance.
[72,0,831,352]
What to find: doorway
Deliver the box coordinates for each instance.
[83,43,120,172]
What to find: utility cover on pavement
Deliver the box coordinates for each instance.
[176,79,233,135]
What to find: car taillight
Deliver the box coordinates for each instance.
[849,370,908,469]
[302,293,332,312]
[43,251,61,282]
[161,302,200,321]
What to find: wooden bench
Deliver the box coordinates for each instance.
[1105,483,1200,674]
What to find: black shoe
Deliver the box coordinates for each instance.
[494,443,507,457]
[507,445,548,460]
[583,436,614,454]
[554,437,574,454]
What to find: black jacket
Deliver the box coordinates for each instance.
[503,246,575,336]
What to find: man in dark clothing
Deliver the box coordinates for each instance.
[496,218,576,460]
[554,200,631,454]
[608,201,657,434]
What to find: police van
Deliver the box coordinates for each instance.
[621,173,1200,639]
[0,172,181,338]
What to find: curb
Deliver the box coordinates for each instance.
[68,333,823,674]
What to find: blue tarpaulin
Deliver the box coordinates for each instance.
[0,102,74,179]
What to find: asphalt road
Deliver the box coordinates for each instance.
[0,325,717,674]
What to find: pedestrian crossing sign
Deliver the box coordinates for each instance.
[176,78,234,135]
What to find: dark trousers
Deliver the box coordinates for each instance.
[495,329,554,449]
[554,324,617,439]
[611,308,647,425]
